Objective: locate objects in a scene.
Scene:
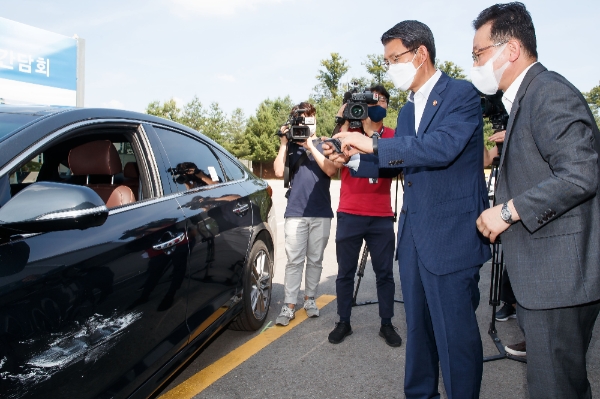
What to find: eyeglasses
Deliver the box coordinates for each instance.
[383,49,416,71]
[471,41,508,63]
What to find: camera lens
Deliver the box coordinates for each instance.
[350,104,364,118]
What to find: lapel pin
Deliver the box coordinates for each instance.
[432,100,438,106]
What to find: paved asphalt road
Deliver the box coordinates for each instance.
[158,179,600,399]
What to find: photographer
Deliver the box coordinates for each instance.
[273,102,337,326]
[325,85,402,348]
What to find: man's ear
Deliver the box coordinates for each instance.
[507,39,521,62]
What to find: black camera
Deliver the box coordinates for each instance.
[276,108,315,143]
[168,162,208,186]
[481,90,509,132]
[480,90,509,167]
[343,90,379,129]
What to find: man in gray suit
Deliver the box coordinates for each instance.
[472,3,600,398]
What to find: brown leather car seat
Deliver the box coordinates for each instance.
[123,162,140,200]
[69,140,135,208]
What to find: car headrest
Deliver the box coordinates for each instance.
[124,162,139,178]
[69,140,123,176]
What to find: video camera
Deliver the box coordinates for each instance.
[480,90,509,168]
[343,86,379,129]
[276,109,315,143]
[168,162,208,186]
[481,90,509,132]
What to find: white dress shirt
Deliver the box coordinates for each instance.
[502,62,538,114]
[408,69,442,134]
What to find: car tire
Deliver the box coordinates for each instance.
[230,240,272,331]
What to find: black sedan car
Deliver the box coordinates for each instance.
[0,106,276,399]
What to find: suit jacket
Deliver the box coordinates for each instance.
[354,72,491,275]
[495,62,600,310]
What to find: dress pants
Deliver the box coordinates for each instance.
[335,212,395,320]
[398,214,483,399]
[517,300,600,399]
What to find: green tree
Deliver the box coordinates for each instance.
[584,82,600,127]
[202,102,227,144]
[146,98,181,122]
[315,53,349,99]
[223,108,250,158]
[180,96,206,132]
[435,60,467,80]
[244,97,294,175]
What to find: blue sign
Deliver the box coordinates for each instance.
[0,17,77,91]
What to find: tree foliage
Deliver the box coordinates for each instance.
[584,82,600,128]
[315,53,349,99]
[244,97,294,162]
[435,60,467,80]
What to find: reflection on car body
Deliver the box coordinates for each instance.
[0,106,276,399]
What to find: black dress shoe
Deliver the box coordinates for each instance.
[328,321,352,344]
[380,324,402,347]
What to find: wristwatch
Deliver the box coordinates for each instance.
[500,202,514,224]
[372,136,378,155]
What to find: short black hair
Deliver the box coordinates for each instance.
[473,2,537,59]
[381,20,436,64]
[369,85,390,103]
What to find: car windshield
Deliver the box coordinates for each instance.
[0,112,44,140]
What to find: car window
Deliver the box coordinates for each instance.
[153,127,226,192]
[218,152,246,181]
[6,139,146,206]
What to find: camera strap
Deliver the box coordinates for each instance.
[283,144,309,189]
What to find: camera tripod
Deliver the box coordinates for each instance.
[352,241,404,307]
[483,160,527,364]
[352,175,404,307]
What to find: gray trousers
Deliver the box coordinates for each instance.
[517,300,600,399]
[283,217,331,304]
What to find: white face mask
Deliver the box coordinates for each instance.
[309,122,317,135]
[470,44,509,95]
[387,52,423,91]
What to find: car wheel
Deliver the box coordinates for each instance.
[230,240,272,331]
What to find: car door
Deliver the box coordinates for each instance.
[0,122,190,399]
[144,125,253,342]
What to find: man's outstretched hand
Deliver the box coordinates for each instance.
[333,132,374,157]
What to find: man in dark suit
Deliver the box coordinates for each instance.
[473,3,600,398]
[330,20,491,399]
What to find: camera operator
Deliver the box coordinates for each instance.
[473,3,600,398]
[273,102,337,326]
[324,85,402,348]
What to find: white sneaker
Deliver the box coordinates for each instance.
[275,305,295,326]
[303,298,319,317]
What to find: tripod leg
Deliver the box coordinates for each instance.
[352,242,369,306]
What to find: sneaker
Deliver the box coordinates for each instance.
[328,321,352,344]
[505,341,526,356]
[495,303,516,322]
[379,324,403,347]
[275,305,295,326]
[303,297,319,317]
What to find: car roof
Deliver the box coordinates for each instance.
[0,105,236,169]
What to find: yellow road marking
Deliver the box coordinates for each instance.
[159,294,336,399]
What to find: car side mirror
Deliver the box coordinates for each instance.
[0,182,109,236]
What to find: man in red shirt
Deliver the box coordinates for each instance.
[327,85,402,347]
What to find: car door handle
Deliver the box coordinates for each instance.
[153,232,186,251]
[232,203,249,216]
